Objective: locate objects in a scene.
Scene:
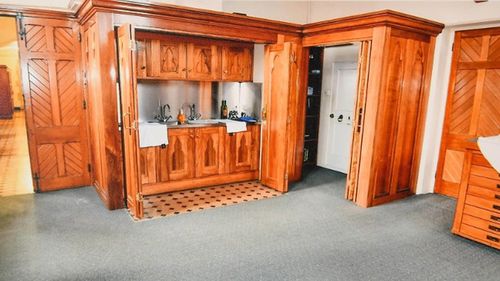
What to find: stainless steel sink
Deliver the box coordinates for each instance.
[187,119,221,125]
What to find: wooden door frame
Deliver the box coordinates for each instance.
[0,14,35,192]
[297,39,372,204]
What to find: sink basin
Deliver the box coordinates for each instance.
[187,119,221,125]
[147,120,178,126]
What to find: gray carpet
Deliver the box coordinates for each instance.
[0,167,498,281]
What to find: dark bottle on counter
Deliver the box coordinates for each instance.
[220,100,228,119]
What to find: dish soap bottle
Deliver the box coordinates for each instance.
[220,100,228,119]
[177,108,186,125]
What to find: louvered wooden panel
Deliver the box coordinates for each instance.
[63,142,83,176]
[54,27,74,54]
[56,60,79,126]
[488,35,500,61]
[478,69,500,136]
[442,150,464,183]
[435,27,500,198]
[449,70,476,134]
[459,36,482,62]
[19,17,90,191]
[27,59,52,128]
[37,144,58,178]
[25,24,48,52]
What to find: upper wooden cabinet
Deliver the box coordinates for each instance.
[187,42,221,80]
[221,44,253,81]
[136,32,252,82]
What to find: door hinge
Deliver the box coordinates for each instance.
[136,192,144,202]
[285,173,289,181]
[16,12,26,41]
[33,173,40,192]
[77,31,82,42]
[87,163,91,172]
[451,42,454,51]
[83,99,87,110]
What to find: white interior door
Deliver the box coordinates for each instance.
[317,62,357,173]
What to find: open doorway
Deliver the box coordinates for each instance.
[0,16,33,196]
[299,43,361,189]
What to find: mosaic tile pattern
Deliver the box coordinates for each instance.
[0,111,34,196]
[139,181,281,220]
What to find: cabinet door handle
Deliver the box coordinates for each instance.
[488,225,500,232]
[486,235,499,243]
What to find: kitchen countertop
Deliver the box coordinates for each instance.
[146,120,261,129]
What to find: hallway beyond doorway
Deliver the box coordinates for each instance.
[0,111,33,196]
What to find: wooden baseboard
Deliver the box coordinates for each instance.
[142,170,259,195]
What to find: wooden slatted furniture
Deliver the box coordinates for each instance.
[452,149,500,249]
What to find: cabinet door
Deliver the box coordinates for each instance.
[167,129,195,181]
[147,39,187,79]
[228,125,260,173]
[136,39,147,78]
[221,45,253,81]
[187,43,221,80]
[195,127,225,177]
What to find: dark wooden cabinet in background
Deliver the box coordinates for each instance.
[0,65,13,119]
[303,47,323,166]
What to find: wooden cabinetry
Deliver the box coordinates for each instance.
[195,127,225,177]
[187,42,221,80]
[139,124,260,195]
[137,32,252,81]
[221,44,253,81]
[226,124,260,173]
[452,150,500,249]
[167,128,195,181]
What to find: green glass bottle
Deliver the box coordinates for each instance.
[220,100,228,119]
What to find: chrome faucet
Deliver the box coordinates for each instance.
[154,103,172,123]
[188,104,202,120]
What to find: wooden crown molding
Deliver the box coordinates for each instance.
[302,10,445,36]
[76,0,302,35]
[0,4,74,19]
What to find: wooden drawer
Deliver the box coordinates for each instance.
[460,224,500,249]
[462,214,500,235]
[470,164,500,181]
[468,174,500,192]
[465,194,500,214]
[464,204,500,224]
[467,185,500,201]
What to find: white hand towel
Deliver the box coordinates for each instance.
[139,122,168,148]
[221,120,247,133]
[477,135,500,172]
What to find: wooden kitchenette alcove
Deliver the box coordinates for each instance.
[1,1,444,219]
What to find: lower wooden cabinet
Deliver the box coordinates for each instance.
[139,124,260,194]
[452,149,500,250]
[195,126,225,178]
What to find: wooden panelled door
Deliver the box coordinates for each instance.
[117,24,143,218]
[345,41,371,202]
[435,27,500,197]
[18,16,90,191]
[261,41,293,192]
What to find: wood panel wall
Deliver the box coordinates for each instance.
[435,27,500,198]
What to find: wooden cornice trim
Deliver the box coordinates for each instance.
[0,4,74,19]
[77,0,302,35]
[302,10,445,36]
